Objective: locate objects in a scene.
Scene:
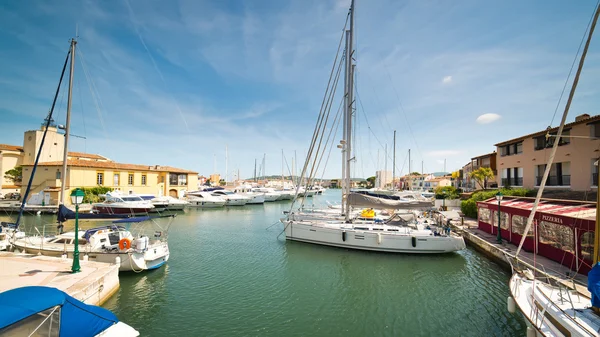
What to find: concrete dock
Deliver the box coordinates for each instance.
[450,217,589,296]
[0,201,93,215]
[0,252,120,305]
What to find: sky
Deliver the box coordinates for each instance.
[1,0,600,180]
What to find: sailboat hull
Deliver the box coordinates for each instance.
[283,221,465,253]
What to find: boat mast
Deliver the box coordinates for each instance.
[225,144,228,185]
[59,38,77,207]
[517,4,600,257]
[281,149,284,188]
[392,130,396,191]
[343,0,355,222]
[408,149,411,191]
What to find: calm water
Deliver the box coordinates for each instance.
[3,190,527,336]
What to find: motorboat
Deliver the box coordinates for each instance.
[211,189,249,206]
[151,196,189,210]
[12,217,172,272]
[0,286,139,336]
[251,187,281,201]
[92,195,155,215]
[233,185,265,204]
[185,191,226,208]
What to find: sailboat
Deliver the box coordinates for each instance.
[10,38,172,272]
[281,1,465,254]
[508,4,600,336]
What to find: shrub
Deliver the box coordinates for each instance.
[461,199,477,218]
[80,186,113,203]
[434,186,459,199]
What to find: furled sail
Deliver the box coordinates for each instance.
[347,193,433,209]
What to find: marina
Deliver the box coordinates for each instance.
[2,0,600,336]
[2,190,528,336]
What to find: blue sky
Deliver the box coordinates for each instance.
[1,0,599,179]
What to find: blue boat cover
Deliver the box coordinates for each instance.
[588,262,600,307]
[0,286,119,336]
[57,204,131,223]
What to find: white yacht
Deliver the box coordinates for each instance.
[92,194,155,215]
[151,196,189,210]
[185,191,226,208]
[210,190,249,206]
[232,186,265,204]
[12,220,171,272]
[251,187,281,201]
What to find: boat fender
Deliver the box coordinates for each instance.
[507,296,516,314]
[526,327,536,337]
[377,233,382,245]
[411,236,417,247]
[115,256,121,266]
[342,231,347,242]
[119,238,132,250]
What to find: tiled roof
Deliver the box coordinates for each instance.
[1,185,20,189]
[471,152,496,160]
[22,159,198,174]
[494,114,600,147]
[0,144,23,152]
[67,151,109,160]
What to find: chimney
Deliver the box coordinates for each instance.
[575,114,591,122]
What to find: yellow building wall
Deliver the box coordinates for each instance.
[22,127,64,166]
[0,151,23,193]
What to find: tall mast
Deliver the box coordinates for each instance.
[392,130,396,191]
[281,149,284,188]
[225,145,228,185]
[59,38,77,206]
[343,0,355,222]
[408,149,411,190]
[254,159,257,182]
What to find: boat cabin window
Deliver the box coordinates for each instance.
[122,196,142,202]
[108,232,121,246]
[538,221,574,254]
[51,238,72,244]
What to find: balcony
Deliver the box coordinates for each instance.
[536,175,571,187]
[501,177,523,187]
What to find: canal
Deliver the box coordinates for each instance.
[3,189,527,336]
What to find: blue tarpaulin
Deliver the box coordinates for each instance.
[588,262,600,307]
[0,286,119,336]
[57,204,131,223]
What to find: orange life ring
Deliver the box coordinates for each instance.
[119,238,132,250]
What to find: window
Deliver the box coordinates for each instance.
[141,174,147,186]
[511,215,533,237]
[56,170,61,179]
[591,123,600,138]
[97,172,104,185]
[536,162,570,186]
[128,174,134,186]
[535,130,570,150]
[538,221,574,253]
[113,173,120,186]
[500,142,523,156]
[178,174,188,185]
[478,208,491,223]
[581,231,594,261]
[169,173,178,185]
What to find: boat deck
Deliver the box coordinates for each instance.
[450,217,590,297]
[0,251,119,305]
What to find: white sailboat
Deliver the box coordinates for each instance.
[281,1,465,254]
[507,4,600,336]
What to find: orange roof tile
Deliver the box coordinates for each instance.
[67,152,109,160]
[0,144,23,152]
[22,159,198,174]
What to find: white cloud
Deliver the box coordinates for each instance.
[442,75,452,84]
[476,113,502,124]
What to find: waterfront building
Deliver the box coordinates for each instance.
[0,144,23,195]
[1,124,198,205]
[374,170,392,189]
[494,113,599,191]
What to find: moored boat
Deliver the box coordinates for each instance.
[92,195,155,215]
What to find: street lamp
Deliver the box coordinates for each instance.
[70,188,84,273]
[495,191,503,244]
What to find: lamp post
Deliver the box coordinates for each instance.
[70,188,84,273]
[495,191,503,244]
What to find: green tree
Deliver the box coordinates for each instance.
[366,176,376,188]
[434,186,459,199]
[4,166,22,185]
[470,167,495,190]
[410,172,421,176]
